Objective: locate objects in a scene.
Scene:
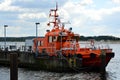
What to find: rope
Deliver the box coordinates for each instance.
[58,51,100,72]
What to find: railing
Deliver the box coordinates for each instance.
[79,41,111,50]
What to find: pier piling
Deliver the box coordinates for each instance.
[100,50,106,80]
[10,53,18,80]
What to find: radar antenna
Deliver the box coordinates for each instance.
[47,3,60,28]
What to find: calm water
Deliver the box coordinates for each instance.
[0,43,120,80]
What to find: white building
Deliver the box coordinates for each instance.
[25,39,33,51]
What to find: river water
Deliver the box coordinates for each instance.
[0,43,120,80]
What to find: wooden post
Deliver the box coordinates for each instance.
[100,50,106,80]
[10,53,18,80]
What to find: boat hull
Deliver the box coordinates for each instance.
[0,51,114,72]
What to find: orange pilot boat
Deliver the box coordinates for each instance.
[32,4,114,72]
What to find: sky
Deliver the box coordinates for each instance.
[0,0,120,37]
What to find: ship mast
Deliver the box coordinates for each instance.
[47,3,60,29]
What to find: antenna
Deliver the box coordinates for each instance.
[56,2,58,10]
[61,21,71,27]
[47,2,60,28]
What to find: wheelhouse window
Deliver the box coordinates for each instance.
[48,36,58,43]
[57,36,79,42]
[38,41,43,46]
[57,36,67,42]
[53,36,57,41]
[49,36,52,43]
[72,36,80,42]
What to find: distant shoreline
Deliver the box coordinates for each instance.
[79,41,120,44]
[0,36,120,42]
[0,40,120,43]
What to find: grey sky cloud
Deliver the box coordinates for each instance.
[0,0,119,37]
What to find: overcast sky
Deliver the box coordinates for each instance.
[0,0,120,37]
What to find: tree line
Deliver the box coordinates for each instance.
[0,36,35,42]
[0,36,120,42]
[80,36,120,41]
